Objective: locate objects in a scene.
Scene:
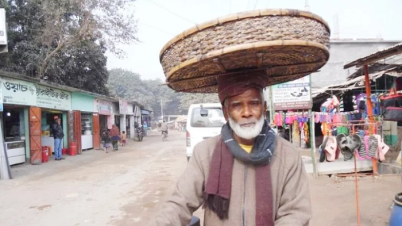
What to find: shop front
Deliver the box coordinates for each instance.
[94,98,115,147]
[1,77,36,165]
[36,84,71,156]
[72,93,98,150]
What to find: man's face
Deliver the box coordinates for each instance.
[223,88,266,141]
[57,119,61,124]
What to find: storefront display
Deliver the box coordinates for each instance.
[81,114,93,150]
[3,107,27,165]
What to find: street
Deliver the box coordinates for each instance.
[0,130,400,226]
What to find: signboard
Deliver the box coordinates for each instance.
[0,8,8,53]
[2,78,36,106]
[94,99,112,115]
[272,75,311,110]
[119,99,128,114]
[35,84,71,110]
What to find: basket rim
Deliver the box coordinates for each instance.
[165,39,330,80]
[159,9,331,59]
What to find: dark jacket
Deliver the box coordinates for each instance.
[102,133,111,143]
[52,123,64,139]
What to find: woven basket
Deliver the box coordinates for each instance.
[160,9,330,93]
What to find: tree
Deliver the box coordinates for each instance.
[0,0,135,94]
[35,0,138,78]
[107,68,181,117]
[45,40,110,95]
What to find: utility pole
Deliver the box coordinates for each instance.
[305,0,310,11]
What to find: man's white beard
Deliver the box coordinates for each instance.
[228,115,265,140]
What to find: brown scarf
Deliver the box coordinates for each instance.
[203,139,274,225]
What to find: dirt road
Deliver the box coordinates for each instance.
[0,130,399,226]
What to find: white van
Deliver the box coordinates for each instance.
[186,103,226,161]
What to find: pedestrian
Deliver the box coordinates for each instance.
[110,124,120,151]
[121,131,127,146]
[101,130,112,153]
[152,72,311,225]
[161,120,168,135]
[52,116,65,161]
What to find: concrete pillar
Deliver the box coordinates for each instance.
[120,115,126,134]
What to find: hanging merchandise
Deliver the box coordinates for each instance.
[292,120,300,147]
[317,121,386,162]
[304,122,309,146]
[340,96,344,112]
[300,124,306,148]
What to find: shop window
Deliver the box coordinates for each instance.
[3,108,25,141]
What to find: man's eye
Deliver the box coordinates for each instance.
[251,101,260,105]
[232,103,241,107]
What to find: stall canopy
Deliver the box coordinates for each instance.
[312,63,402,103]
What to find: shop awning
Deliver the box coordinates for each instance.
[344,43,402,69]
[141,110,151,115]
[312,65,402,102]
[347,63,402,80]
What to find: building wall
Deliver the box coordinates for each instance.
[72,93,94,112]
[311,40,401,88]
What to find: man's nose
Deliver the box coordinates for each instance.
[242,105,253,118]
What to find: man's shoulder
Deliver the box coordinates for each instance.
[272,136,302,168]
[193,135,221,158]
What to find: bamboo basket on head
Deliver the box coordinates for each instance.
[159,9,331,93]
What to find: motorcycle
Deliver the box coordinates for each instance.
[135,126,144,142]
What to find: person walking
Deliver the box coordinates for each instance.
[101,130,112,153]
[110,124,120,151]
[52,116,65,161]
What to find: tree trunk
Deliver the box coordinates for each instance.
[36,41,66,78]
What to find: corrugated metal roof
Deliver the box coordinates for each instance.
[347,63,400,80]
[344,43,402,69]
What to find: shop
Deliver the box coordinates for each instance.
[36,84,71,155]
[3,106,28,165]
[271,75,313,149]
[72,93,97,150]
[93,97,115,142]
[1,77,36,165]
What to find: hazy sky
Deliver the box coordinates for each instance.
[106,0,402,81]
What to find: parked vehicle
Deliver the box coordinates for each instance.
[186,103,226,161]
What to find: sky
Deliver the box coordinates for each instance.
[106,0,402,81]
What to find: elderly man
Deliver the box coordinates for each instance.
[153,72,311,226]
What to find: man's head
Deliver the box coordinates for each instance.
[218,72,268,144]
[54,116,61,124]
